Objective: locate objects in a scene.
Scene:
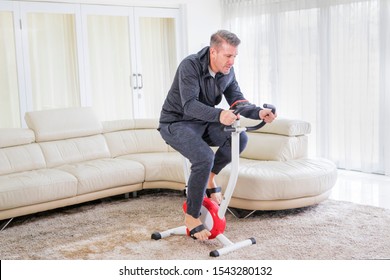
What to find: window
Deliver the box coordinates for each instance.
[0,8,21,128]
[0,1,182,127]
[223,0,390,175]
[26,12,81,110]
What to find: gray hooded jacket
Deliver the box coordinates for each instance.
[159,46,262,124]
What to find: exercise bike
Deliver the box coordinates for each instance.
[151,101,276,257]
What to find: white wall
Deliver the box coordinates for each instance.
[180,0,223,54]
[24,0,223,56]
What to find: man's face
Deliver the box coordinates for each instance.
[209,41,238,75]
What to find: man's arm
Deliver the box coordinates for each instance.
[222,73,262,120]
[178,61,223,122]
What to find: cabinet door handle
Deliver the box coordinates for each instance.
[132,74,138,89]
[137,74,143,89]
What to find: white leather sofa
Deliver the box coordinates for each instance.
[0,107,337,223]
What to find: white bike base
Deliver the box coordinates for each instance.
[151,226,187,239]
[151,226,256,257]
[151,116,269,257]
[211,234,256,257]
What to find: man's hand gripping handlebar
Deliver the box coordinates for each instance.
[224,101,276,132]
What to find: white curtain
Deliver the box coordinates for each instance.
[27,13,80,111]
[139,17,177,118]
[0,11,21,128]
[222,0,390,175]
[86,16,177,120]
[86,15,134,121]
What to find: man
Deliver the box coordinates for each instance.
[158,30,276,240]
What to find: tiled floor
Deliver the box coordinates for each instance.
[330,169,390,210]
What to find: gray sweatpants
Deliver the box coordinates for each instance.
[158,121,248,218]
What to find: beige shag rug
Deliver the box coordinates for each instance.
[1,190,389,260]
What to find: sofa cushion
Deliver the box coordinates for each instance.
[25,107,102,142]
[120,152,184,183]
[102,118,158,133]
[217,157,337,201]
[102,119,136,133]
[39,135,110,168]
[241,133,308,161]
[0,169,77,210]
[240,117,311,136]
[104,129,169,157]
[57,158,145,195]
[0,128,35,148]
[0,144,46,176]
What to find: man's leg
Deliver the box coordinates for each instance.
[206,172,221,204]
[203,123,249,204]
[159,122,214,240]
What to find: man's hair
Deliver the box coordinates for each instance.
[210,30,241,49]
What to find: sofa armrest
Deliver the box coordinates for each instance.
[241,133,308,161]
[240,118,310,161]
[239,117,311,136]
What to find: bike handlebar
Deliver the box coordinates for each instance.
[224,103,276,132]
